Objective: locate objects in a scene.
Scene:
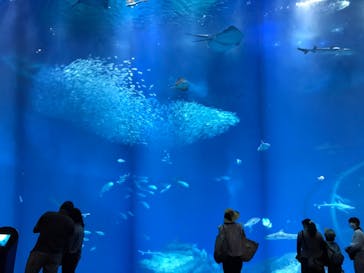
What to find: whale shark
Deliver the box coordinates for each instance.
[297,46,353,55]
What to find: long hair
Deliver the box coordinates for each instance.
[307,221,317,237]
[70,208,85,227]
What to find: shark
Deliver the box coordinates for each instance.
[265,229,297,240]
[297,46,353,56]
[126,0,148,7]
[314,200,355,213]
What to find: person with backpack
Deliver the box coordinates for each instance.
[324,228,344,273]
[214,208,247,273]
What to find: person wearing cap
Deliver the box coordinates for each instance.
[296,218,326,273]
[217,208,246,273]
[345,217,364,273]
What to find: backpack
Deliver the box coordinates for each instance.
[214,225,229,264]
[328,245,344,266]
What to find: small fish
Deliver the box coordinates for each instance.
[243,217,261,230]
[82,212,91,218]
[139,201,150,209]
[177,180,190,188]
[84,230,92,235]
[148,185,158,191]
[262,217,272,228]
[95,231,105,236]
[117,158,126,163]
[127,211,134,217]
[19,195,23,203]
[265,229,297,240]
[99,181,114,197]
[215,176,231,182]
[236,158,242,165]
[116,173,130,184]
[119,212,128,220]
[257,140,271,152]
[90,246,97,252]
[160,184,172,193]
[137,192,147,198]
[161,150,172,164]
[84,237,90,241]
[317,175,325,181]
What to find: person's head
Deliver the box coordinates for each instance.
[69,208,85,227]
[60,201,74,214]
[302,218,317,236]
[324,228,336,242]
[349,217,360,229]
[224,208,240,223]
[302,218,311,229]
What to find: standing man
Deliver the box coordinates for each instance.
[25,201,75,273]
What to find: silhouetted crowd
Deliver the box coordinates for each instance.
[296,217,364,273]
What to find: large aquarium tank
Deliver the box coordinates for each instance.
[0,0,363,272]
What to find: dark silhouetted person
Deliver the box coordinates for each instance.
[345,217,364,273]
[324,228,344,273]
[296,218,327,273]
[218,208,246,273]
[62,207,85,273]
[25,202,75,273]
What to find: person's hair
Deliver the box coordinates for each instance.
[70,208,85,227]
[302,218,311,227]
[324,228,336,241]
[224,211,233,221]
[307,221,317,237]
[60,201,74,213]
[349,217,360,227]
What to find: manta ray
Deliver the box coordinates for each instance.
[190,25,243,52]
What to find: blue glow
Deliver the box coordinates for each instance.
[0,234,10,247]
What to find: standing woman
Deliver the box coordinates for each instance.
[345,217,364,273]
[296,219,327,273]
[219,208,246,273]
[62,208,85,273]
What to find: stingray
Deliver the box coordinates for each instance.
[190,25,243,52]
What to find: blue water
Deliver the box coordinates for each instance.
[0,0,363,272]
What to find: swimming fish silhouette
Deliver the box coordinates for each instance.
[189,26,243,52]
